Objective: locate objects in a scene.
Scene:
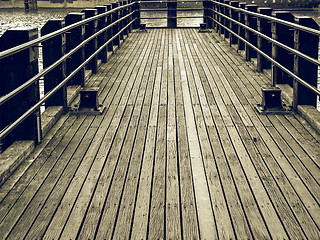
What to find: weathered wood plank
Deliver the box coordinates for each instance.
[200,29,318,237]
[148,29,167,240]
[131,29,164,239]
[5,115,93,239]
[0,115,82,238]
[177,29,217,239]
[172,29,200,240]
[112,29,160,240]
[165,29,182,240]
[1,28,320,240]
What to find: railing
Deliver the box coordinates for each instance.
[138,0,204,27]
[203,0,320,111]
[1,0,320,153]
[0,0,139,152]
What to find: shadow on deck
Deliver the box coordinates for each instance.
[0,28,320,239]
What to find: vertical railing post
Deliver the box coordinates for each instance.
[127,0,133,33]
[203,0,213,29]
[293,17,319,109]
[229,1,239,46]
[105,4,114,52]
[118,1,124,41]
[65,12,85,86]
[0,28,41,150]
[112,2,120,48]
[167,0,177,28]
[123,0,129,36]
[133,0,140,29]
[41,19,67,109]
[244,4,257,61]
[223,0,230,39]
[212,0,218,32]
[271,11,294,86]
[257,7,272,72]
[82,9,98,74]
[219,0,225,35]
[238,2,246,51]
[95,6,108,63]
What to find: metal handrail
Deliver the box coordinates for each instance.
[140,8,204,11]
[210,16,320,98]
[0,11,135,106]
[210,0,320,36]
[0,5,136,141]
[0,19,135,141]
[0,2,135,60]
[213,10,320,67]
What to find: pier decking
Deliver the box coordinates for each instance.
[1,28,320,239]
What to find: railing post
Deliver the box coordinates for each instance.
[41,19,67,109]
[105,4,114,52]
[218,0,225,35]
[112,2,120,48]
[223,0,230,39]
[0,28,41,150]
[203,0,213,29]
[244,4,257,61]
[167,0,177,28]
[65,13,85,86]
[293,17,319,109]
[212,0,218,32]
[257,7,272,72]
[95,6,108,63]
[133,0,140,29]
[118,1,124,41]
[238,2,246,51]
[122,0,129,36]
[271,11,294,86]
[229,1,239,46]
[82,9,98,74]
[127,0,133,33]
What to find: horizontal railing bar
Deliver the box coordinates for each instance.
[0,18,136,141]
[141,16,203,19]
[0,11,135,106]
[0,2,135,60]
[210,16,320,97]
[138,0,204,3]
[140,8,204,11]
[213,10,320,67]
[210,1,320,36]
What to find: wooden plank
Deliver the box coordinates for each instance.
[112,29,160,239]
[165,29,182,240]
[0,113,70,203]
[95,29,159,240]
[192,29,310,239]
[0,115,82,238]
[62,30,155,240]
[177,29,217,240]
[3,115,92,239]
[131,29,164,239]
[22,28,145,240]
[172,29,199,240]
[148,29,167,240]
[205,30,320,238]
[40,30,148,240]
[185,30,253,239]
[190,29,288,239]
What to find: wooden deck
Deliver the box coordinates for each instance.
[1,28,320,239]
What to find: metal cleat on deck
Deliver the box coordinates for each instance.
[69,87,105,115]
[139,24,147,32]
[256,86,291,114]
[199,23,211,33]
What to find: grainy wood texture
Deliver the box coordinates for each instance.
[1,29,320,239]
